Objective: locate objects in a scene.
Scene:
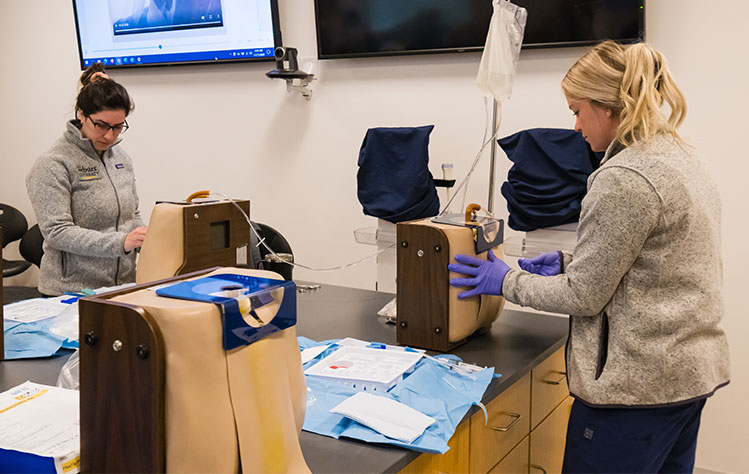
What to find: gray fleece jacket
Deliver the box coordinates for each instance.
[502,134,730,407]
[26,120,145,296]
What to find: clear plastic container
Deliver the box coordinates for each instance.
[353,222,396,246]
[503,223,577,258]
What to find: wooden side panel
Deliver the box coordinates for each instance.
[396,222,453,351]
[79,299,165,473]
[180,200,251,275]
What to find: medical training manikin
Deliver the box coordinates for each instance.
[396,207,506,352]
[136,199,252,284]
[79,267,309,473]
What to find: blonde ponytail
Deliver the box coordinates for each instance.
[562,41,687,147]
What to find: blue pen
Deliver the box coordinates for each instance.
[367,342,387,349]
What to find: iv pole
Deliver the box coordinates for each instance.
[487,99,499,214]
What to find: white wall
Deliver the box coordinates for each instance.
[645,3,749,471]
[1,0,747,471]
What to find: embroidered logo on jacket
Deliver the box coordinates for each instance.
[78,165,101,181]
[115,163,124,169]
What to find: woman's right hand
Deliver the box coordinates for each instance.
[124,226,147,252]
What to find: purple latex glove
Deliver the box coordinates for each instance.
[518,251,562,276]
[448,249,510,299]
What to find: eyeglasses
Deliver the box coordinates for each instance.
[85,115,129,135]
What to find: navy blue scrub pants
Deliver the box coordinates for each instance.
[562,398,706,473]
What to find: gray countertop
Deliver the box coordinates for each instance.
[1,282,568,473]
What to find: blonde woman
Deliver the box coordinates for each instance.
[449,41,730,472]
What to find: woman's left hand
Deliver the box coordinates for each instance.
[124,226,147,252]
[518,251,562,276]
[448,249,510,299]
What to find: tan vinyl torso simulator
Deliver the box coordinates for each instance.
[79,267,309,473]
[136,199,252,285]
[396,211,506,352]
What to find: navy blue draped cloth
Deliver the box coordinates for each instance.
[357,125,440,223]
[499,128,602,231]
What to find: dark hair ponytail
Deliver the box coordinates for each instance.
[75,63,134,117]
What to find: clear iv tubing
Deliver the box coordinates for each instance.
[210,98,499,273]
[438,97,502,218]
[451,96,492,214]
[210,192,394,272]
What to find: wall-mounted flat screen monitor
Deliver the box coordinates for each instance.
[72,0,282,68]
[314,0,645,59]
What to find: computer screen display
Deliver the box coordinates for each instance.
[314,0,644,59]
[72,0,281,68]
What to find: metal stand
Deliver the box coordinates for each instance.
[487,99,499,214]
[284,76,315,101]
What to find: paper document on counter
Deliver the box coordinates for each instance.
[0,381,80,474]
[3,298,69,323]
[330,392,436,443]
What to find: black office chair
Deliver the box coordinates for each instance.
[255,222,294,281]
[0,204,32,278]
[20,224,44,268]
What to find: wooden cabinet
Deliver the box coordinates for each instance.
[489,436,529,474]
[530,348,568,429]
[398,420,470,474]
[469,373,531,474]
[529,397,573,474]
[400,347,569,474]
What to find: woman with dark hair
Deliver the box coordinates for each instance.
[449,41,730,473]
[26,63,147,296]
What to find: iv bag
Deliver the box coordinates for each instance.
[476,0,527,103]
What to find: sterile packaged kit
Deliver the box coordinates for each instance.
[304,346,423,392]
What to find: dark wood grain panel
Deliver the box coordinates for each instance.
[79,299,165,473]
[396,222,459,352]
[180,200,251,275]
[77,270,216,472]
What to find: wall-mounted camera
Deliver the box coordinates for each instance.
[266,46,315,100]
[275,47,299,73]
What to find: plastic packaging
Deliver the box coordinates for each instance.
[476,0,527,103]
[57,349,80,390]
[48,302,80,347]
[304,346,422,392]
[376,297,397,323]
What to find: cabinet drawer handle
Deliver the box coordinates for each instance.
[530,463,548,473]
[541,370,567,385]
[488,412,521,432]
